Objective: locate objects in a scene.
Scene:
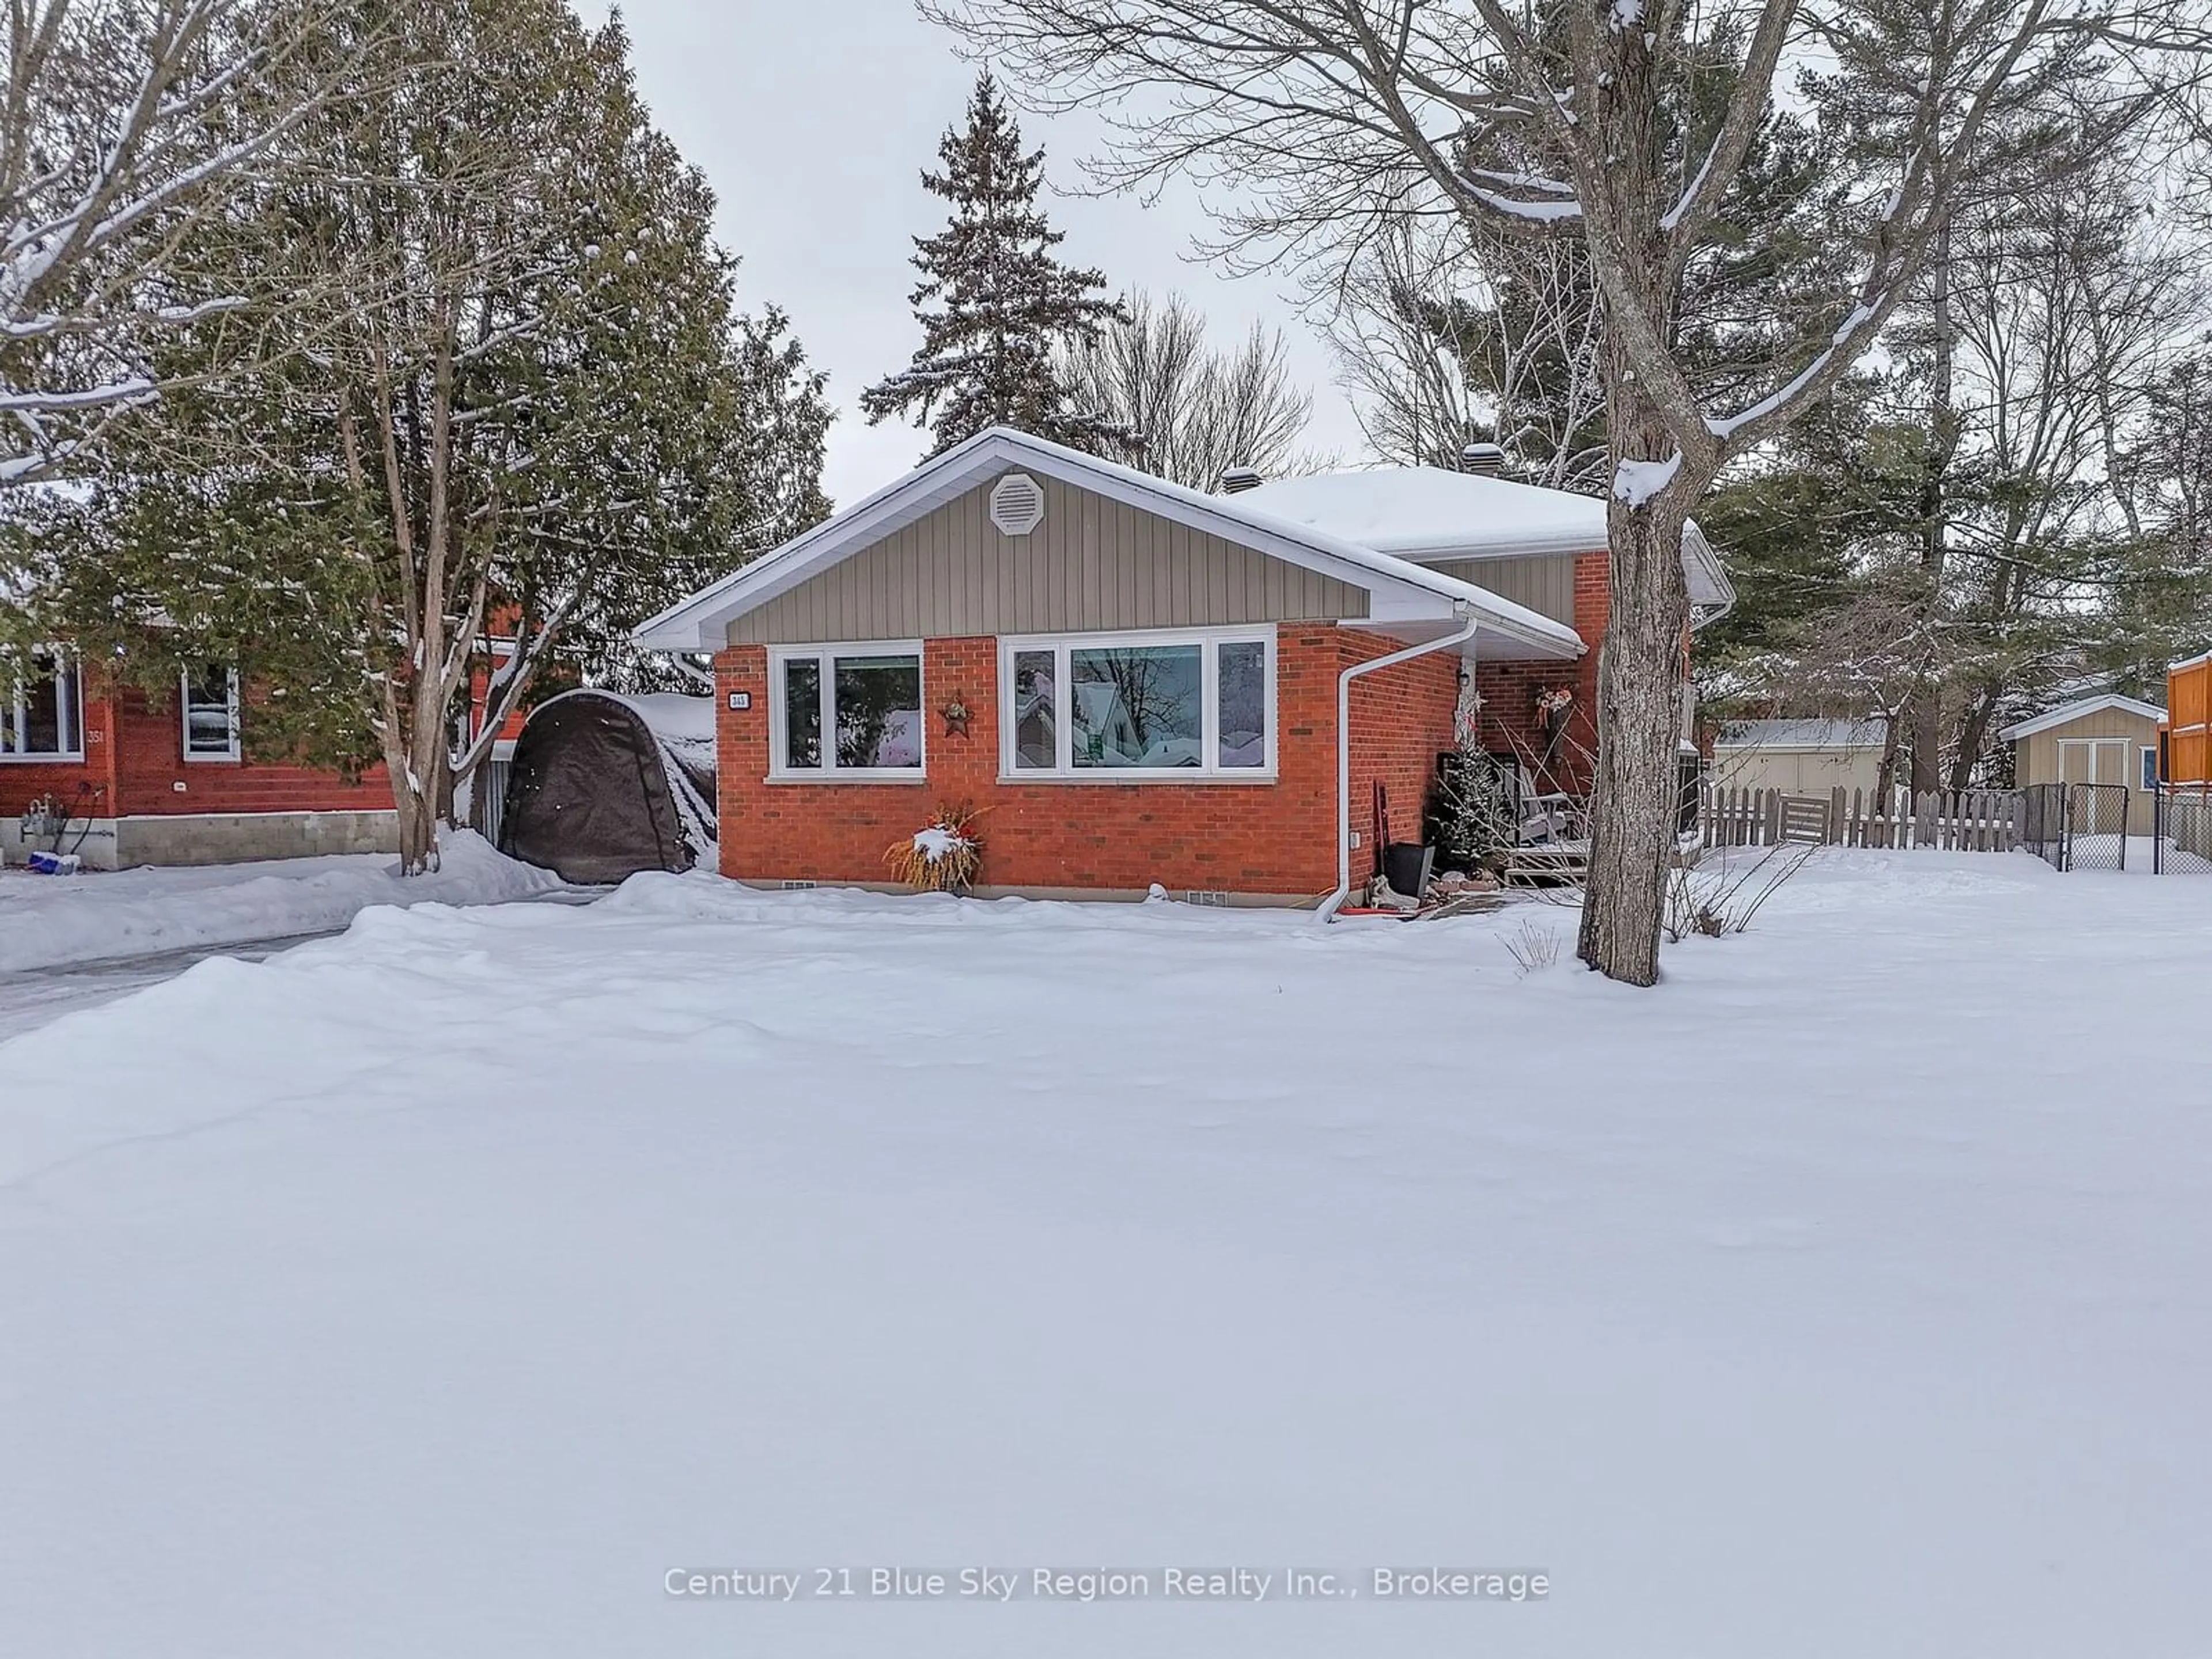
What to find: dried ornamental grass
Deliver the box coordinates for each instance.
[885,803,987,893]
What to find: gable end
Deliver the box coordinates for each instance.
[726,471,1371,646]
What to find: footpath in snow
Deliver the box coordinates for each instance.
[2,851,2208,1657]
[0,830,564,973]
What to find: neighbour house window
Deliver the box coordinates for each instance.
[770,645,924,777]
[999,628,1274,778]
[2143,744,2161,792]
[181,665,241,761]
[1,649,82,760]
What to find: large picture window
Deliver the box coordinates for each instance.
[999,628,1274,779]
[181,665,241,762]
[770,645,924,778]
[1,649,82,760]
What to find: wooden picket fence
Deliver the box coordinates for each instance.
[1699,784,2021,852]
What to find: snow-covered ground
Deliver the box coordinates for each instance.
[0,830,564,972]
[3,851,2208,1656]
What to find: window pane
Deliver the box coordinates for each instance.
[1070,643,1202,768]
[1012,649,1056,768]
[782,656,821,768]
[833,653,921,769]
[19,653,65,754]
[1217,640,1266,768]
[185,666,234,755]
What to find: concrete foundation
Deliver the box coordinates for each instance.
[3,810,400,871]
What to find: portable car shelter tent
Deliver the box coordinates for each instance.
[499,690,717,884]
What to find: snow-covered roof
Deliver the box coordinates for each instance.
[1714,718,1889,752]
[1997,694,2166,743]
[634,428,1584,664]
[1241,465,1607,558]
[531,687,715,748]
[1239,464,1735,621]
[620,691,717,751]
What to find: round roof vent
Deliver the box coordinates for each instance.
[989,471,1045,536]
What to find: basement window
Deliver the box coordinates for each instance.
[770,644,924,779]
[181,665,241,762]
[1000,627,1274,780]
[1,649,83,761]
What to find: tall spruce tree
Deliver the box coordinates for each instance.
[861,73,1125,456]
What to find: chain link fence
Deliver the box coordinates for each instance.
[2020,783,2130,872]
[2154,786,2212,874]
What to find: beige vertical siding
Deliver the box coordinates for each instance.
[2018,707,2163,835]
[1427,554,1577,626]
[728,471,1370,646]
[1711,745,1884,797]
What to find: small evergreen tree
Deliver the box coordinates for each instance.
[861,73,1126,457]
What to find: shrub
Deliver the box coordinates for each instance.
[1663,842,1817,942]
[1503,916,1562,976]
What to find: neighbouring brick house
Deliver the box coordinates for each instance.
[2,649,529,870]
[634,426,1732,906]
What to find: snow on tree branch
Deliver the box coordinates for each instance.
[1,0,348,486]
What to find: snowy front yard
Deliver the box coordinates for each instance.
[0,830,564,973]
[2,853,2207,1657]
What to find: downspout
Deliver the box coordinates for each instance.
[1320,604,1482,922]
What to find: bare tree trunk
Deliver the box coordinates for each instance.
[383,710,447,876]
[389,686,451,876]
[1578,406,1698,986]
[1906,222,1957,796]
[1949,689,1999,790]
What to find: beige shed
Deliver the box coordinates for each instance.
[1711,719,1888,798]
[1999,694,2166,835]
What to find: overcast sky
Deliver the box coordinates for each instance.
[587,0,1368,505]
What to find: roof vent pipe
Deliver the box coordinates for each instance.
[1219,466,1263,494]
[1460,442,1505,475]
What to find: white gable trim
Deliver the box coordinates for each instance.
[634,427,1582,661]
[1997,694,2167,743]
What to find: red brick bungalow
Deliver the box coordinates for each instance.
[0,657,400,869]
[2,649,527,869]
[634,426,1732,908]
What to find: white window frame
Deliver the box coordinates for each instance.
[2143,744,2161,792]
[0,647,84,763]
[997,625,1277,783]
[180,664,242,763]
[767,641,927,782]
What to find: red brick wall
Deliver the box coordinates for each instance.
[1469,550,1607,794]
[713,626,1461,899]
[0,685,116,819]
[1342,634,1460,861]
[102,684,393,817]
[1,678,395,824]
